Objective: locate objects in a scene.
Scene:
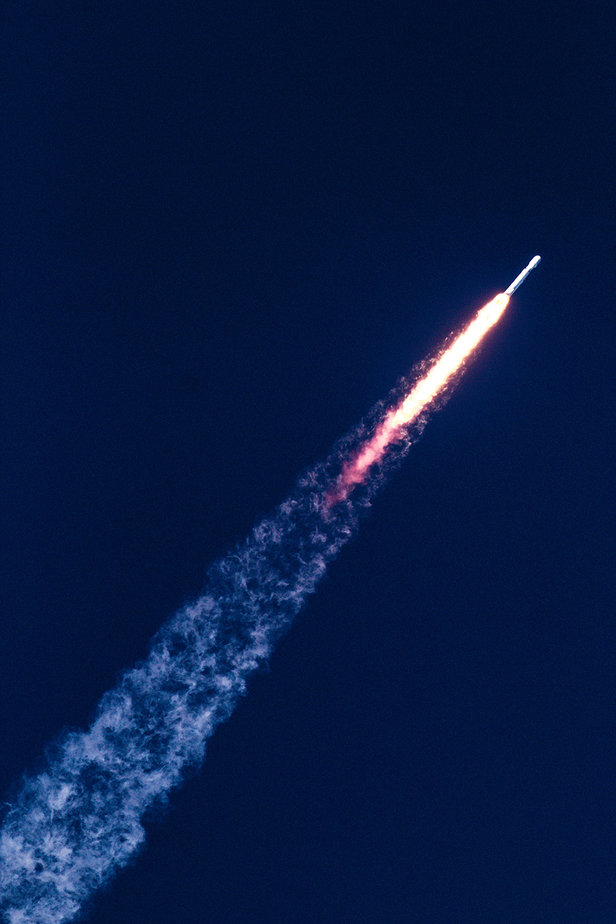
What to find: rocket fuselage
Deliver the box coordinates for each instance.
[504,255,541,295]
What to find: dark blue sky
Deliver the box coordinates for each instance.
[2,1,615,921]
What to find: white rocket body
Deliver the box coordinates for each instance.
[505,255,541,295]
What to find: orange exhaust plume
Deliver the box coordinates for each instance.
[330,292,510,504]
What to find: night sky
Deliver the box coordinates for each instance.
[2,2,615,922]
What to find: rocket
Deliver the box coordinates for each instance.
[504,255,541,295]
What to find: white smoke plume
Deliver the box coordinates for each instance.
[0,356,450,924]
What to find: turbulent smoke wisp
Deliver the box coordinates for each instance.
[0,415,398,924]
[0,291,509,924]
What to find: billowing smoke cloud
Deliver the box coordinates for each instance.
[0,390,418,924]
[0,289,503,923]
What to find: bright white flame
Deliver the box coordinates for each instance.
[334,292,510,499]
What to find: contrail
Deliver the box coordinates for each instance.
[0,259,539,923]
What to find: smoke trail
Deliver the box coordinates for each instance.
[0,428,382,924]
[0,291,508,924]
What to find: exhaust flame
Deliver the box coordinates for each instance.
[330,292,510,502]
